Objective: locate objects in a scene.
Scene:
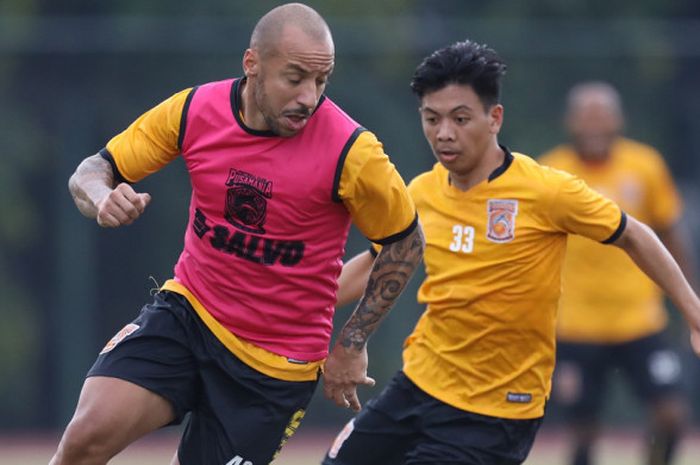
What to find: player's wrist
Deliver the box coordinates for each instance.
[335,335,367,353]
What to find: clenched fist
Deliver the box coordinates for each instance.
[96,183,151,227]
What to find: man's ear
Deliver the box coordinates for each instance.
[242,49,259,77]
[489,104,504,134]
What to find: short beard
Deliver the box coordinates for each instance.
[253,74,288,137]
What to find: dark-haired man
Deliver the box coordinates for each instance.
[51,3,423,465]
[322,40,700,465]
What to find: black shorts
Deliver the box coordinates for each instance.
[322,371,542,465]
[88,290,318,465]
[555,332,683,420]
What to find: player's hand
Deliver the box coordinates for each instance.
[322,344,375,412]
[96,183,151,228]
[690,328,700,357]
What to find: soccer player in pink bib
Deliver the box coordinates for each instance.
[50,4,423,465]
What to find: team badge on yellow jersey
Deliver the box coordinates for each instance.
[487,199,518,243]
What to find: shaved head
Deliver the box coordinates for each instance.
[250,3,334,58]
[566,81,623,119]
[240,3,335,137]
[565,81,625,161]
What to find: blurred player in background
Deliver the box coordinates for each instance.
[322,42,700,465]
[540,81,698,465]
[51,3,423,465]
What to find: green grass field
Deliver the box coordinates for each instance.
[2,429,699,465]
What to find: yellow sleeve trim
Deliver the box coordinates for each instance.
[161,279,321,382]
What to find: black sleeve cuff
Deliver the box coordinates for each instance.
[99,148,131,185]
[371,213,419,246]
[602,211,627,244]
[369,245,379,258]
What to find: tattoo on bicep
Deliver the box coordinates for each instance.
[339,227,425,349]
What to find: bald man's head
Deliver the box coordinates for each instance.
[250,3,334,58]
[566,81,623,120]
[239,3,335,137]
[565,81,625,161]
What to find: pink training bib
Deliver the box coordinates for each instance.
[174,78,363,361]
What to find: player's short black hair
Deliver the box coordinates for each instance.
[410,39,507,109]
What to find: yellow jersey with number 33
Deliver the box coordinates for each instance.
[400,149,624,419]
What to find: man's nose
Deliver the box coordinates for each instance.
[296,80,318,110]
[436,121,455,141]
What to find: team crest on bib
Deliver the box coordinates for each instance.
[486,199,518,243]
[224,168,273,234]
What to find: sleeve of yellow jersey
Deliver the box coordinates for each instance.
[101,87,194,183]
[337,130,417,244]
[547,170,627,244]
[646,150,683,229]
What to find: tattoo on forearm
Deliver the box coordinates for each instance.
[339,226,425,349]
[69,154,115,218]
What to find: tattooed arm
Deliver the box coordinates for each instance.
[69,154,151,227]
[323,224,425,411]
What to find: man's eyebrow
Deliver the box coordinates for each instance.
[285,64,311,74]
[448,105,473,113]
[421,105,473,114]
[285,63,334,75]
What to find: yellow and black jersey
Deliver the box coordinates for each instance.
[540,138,682,343]
[395,149,623,419]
